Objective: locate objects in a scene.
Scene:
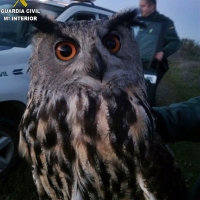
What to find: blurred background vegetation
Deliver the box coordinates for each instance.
[157,38,200,105]
[0,38,200,199]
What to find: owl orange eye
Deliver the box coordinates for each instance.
[55,41,77,61]
[103,35,121,53]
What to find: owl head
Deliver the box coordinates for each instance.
[29,10,145,92]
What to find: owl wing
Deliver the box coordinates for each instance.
[19,90,75,200]
[124,90,188,200]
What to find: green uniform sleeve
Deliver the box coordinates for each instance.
[153,97,200,142]
[162,19,181,58]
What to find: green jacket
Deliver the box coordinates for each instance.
[153,97,200,142]
[136,11,181,71]
[149,10,181,59]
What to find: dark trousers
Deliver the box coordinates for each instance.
[150,59,169,106]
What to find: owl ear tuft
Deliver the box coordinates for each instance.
[31,14,58,34]
[109,9,144,29]
[14,5,58,34]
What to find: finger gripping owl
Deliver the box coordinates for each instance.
[19,10,188,200]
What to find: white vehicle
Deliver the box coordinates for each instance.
[0,0,114,179]
[0,0,162,179]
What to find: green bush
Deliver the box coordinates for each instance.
[178,39,200,61]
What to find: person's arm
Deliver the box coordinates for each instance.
[161,19,181,58]
[153,97,200,142]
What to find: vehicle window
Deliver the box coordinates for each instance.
[68,13,96,21]
[99,14,109,20]
[0,4,29,48]
[37,4,64,19]
[0,2,64,48]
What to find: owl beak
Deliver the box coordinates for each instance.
[89,53,105,82]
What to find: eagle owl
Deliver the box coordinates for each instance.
[19,10,187,200]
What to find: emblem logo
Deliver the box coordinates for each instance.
[13,0,28,8]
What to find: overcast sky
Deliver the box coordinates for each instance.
[95,0,200,43]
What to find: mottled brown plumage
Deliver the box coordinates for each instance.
[19,10,188,200]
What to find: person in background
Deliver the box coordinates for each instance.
[139,0,181,105]
[153,96,200,200]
